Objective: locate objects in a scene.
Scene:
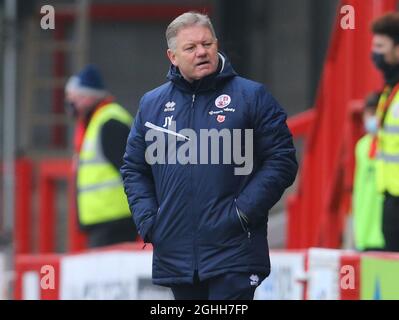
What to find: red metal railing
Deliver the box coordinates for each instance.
[38,159,86,253]
[10,158,86,254]
[14,243,152,300]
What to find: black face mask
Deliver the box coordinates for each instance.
[371,52,391,71]
[371,52,399,84]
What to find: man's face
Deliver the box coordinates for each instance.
[167,25,219,82]
[363,108,376,123]
[372,34,399,64]
[65,90,97,117]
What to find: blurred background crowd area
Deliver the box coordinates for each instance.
[0,0,339,252]
[0,0,336,157]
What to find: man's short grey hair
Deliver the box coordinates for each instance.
[166,12,217,51]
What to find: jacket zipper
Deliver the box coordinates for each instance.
[190,93,199,272]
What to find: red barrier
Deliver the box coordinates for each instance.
[38,159,86,254]
[17,247,397,300]
[287,109,315,138]
[340,253,361,300]
[14,254,61,300]
[287,0,398,249]
[14,242,150,300]
[0,151,68,257]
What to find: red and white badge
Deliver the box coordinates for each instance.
[217,115,226,123]
[215,94,231,108]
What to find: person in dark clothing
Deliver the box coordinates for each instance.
[371,13,399,252]
[65,64,137,248]
[121,12,298,300]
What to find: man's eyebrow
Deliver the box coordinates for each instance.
[182,40,197,45]
[180,37,215,47]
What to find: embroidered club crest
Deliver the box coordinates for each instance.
[215,94,231,108]
[217,115,226,123]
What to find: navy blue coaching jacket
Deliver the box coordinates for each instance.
[121,53,298,286]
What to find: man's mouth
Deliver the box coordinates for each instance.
[196,61,210,67]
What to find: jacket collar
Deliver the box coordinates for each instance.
[167,52,237,93]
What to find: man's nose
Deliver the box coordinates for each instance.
[196,45,207,56]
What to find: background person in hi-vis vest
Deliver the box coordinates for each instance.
[371,13,399,252]
[65,64,137,248]
[352,92,385,252]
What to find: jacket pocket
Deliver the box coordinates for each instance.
[199,198,248,247]
[234,199,251,242]
[139,209,159,244]
[150,207,161,244]
[234,199,248,233]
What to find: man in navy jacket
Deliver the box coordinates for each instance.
[121,12,298,300]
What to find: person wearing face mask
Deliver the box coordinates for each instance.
[371,13,399,252]
[65,64,137,248]
[352,92,385,251]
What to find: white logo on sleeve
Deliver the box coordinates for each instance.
[250,274,260,286]
[215,94,231,108]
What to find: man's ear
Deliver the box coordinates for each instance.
[167,49,177,66]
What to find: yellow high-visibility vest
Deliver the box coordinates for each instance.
[77,102,133,226]
[376,88,399,196]
[353,134,385,250]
